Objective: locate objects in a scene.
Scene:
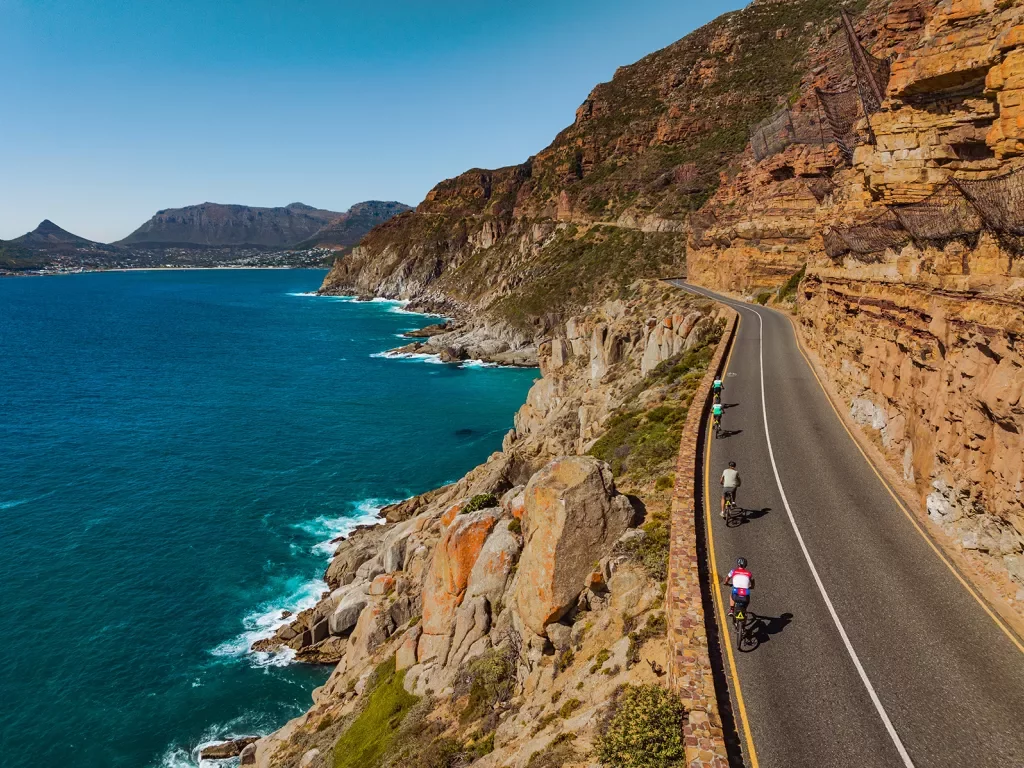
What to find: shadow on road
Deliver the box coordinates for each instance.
[722,402,740,409]
[740,612,794,652]
[725,507,771,527]
[717,428,743,439]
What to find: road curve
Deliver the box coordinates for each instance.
[669,280,1024,768]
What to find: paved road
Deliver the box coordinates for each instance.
[669,280,1024,768]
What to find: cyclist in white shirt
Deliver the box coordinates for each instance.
[720,461,740,518]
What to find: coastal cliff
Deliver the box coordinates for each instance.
[685,0,1024,615]
[242,284,729,767]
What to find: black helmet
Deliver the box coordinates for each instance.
[736,557,747,568]
[728,461,736,468]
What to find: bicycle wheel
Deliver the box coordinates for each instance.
[734,613,744,651]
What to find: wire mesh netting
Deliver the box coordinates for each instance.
[952,170,1024,235]
[889,183,984,245]
[816,87,861,162]
[749,104,830,162]
[823,227,851,260]
[804,176,835,203]
[689,210,719,247]
[834,210,910,259]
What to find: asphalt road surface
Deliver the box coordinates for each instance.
[669,280,1024,768]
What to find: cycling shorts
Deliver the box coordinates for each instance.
[723,487,737,500]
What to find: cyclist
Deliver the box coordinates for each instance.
[711,401,724,434]
[712,377,724,403]
[723,557,754,617]
[720,460,740,518]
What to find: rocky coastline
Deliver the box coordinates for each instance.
[219,281,729,768]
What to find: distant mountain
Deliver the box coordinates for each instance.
[117,202,345,248]
[11,220,98,250]
[296,201,413,251]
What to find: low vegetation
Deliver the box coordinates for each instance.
[596,684,687,768]
[462,493,499,514]
[333,657,419,768]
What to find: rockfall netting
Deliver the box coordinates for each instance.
[804,176,835,203]
[749,10,892,164]
[826,210,909,261]
[816,86,862,162]
[825,169,1024,260]
[889,183,984,245]
[750,104,830,162]
[952,170,1024,236]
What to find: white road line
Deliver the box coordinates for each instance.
[744,300,916,768]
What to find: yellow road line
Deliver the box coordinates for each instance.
[786,315,1024,655]
[703,315,760,768]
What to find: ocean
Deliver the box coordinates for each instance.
[0,269,537,767]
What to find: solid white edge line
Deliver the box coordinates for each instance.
[670,282,917,766]
[750,305,916,768]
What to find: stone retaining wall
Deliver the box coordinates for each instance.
[666,308,738,768]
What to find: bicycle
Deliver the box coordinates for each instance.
[723,491,742,527]
[712,414,722,438]
[732,597,751,651]
[713,390,722,405]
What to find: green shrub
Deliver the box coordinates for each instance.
[472,732,495,758]
[616,514,671,581]
[462,493,499,514]
[778,264,806,303]
[556,648,575,672]
[755,291,772,305]
[655,474,675,492]
[558,698,582,718]
[590,648,612,674]
[333,657,419,768]
[627,613,668,666]
[461,647,517,724]
[526,733,578,768]
[596,685,686,768]
[508,518,522,535]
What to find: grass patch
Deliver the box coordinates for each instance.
[333,657,418,768]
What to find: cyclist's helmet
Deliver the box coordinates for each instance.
[728,461,736,468]
[736,557,747,568]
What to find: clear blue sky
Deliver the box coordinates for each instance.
[0,0,745,242]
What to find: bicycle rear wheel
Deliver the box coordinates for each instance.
[734,613,744,650]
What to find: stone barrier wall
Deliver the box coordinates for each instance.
[666,308,738,768]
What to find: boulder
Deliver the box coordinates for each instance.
[514,457,635,636]
[500,486,526,520]
[325,531,382,588]
[466,520,522,606]
[200,737,259,760]
[348,603,391,661]
[354,554,385,583]
[396,625,423,671]
[240,742,257,765]
[546,622,572,652]
[329,586,370,636]
[421,508,502,636]
[369,574,395,595]
[298,749,320,768]
[447,596,491,667]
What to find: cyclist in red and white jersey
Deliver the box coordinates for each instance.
[723,557,754,616]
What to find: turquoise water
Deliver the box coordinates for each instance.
[0,270,537,767]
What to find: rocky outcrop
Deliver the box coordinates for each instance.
[514,457,635,635]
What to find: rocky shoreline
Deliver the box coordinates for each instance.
[213,280,728,768]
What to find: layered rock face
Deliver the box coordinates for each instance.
[686,0,1024,611]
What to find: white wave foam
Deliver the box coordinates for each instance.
[388,305,449,318]
[286,291,319,297]
[209,578,324,668]
[460,359,499,369]
[371,350,444,364]
[301,500,387,558]
[155,716,266,768]
[210,500,388,667]
[0,499,27,510]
